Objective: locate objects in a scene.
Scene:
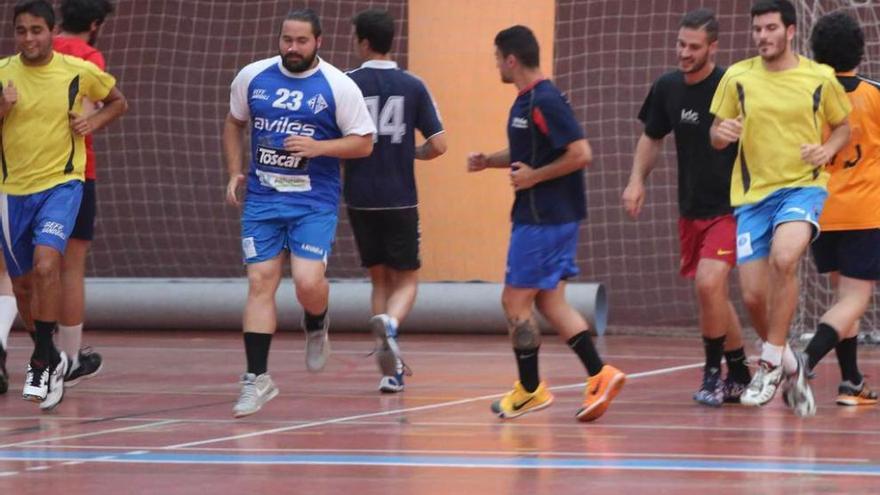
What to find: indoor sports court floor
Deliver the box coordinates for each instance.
[0,331,878,494]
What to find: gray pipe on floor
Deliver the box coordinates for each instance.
[84,279,608,335]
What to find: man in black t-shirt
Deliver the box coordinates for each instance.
[622,9,751,407]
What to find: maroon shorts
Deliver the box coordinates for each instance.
[678,214,736,279]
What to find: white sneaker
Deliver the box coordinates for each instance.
[740,360,784,406]
[40,352,69,411]
[370,315,411,393]
[303,314,330,372]
[22,362,50,402]
[233,373,279,418]
[782,352,816,417]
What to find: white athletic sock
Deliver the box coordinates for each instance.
[761,342,784,367]
[58,323,83,369]
[0,295,16,349]
[782,345,798,375]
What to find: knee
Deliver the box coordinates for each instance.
[32,256,60,281]
[247,270,279,297]
[501,292,522,317]
[694,274,724,301]
[741,287,765,312]
[768,250,800,276]
[294,272,325,298]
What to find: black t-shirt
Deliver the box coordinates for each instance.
[638,66,736,218]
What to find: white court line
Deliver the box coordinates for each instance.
[0,420,179,449]
[0,471,19,477]
[163,362,702,449]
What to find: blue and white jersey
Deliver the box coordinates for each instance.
[344,60,444,209]
[230,56,375,210]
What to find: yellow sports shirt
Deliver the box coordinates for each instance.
[0,52,115,195]
[710,56,851,206]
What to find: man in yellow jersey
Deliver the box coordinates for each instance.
[801,11,879,407]
[0,0,127,411]
[709,0,851,416]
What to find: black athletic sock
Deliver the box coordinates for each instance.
[835,336,863,385]
[243,332,272,376]
[514,347,540,393]
[304,308,328,331]
[703,335,725,371]
[32,320,59,368]
[805,322,839,371]
[567,330,604,376]
[724,347,750,382]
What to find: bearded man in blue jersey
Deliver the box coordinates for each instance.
[223,8,375,418]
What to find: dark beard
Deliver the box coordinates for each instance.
[281,51,317,73]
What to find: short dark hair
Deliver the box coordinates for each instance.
[751,0,797,27]
[285,8,321,38]
[494,25,540,68]
[810,11,864,72]
[13,0,55,30]
[680,8,719,43]
[60,0,114,33]
[352,9,395,54]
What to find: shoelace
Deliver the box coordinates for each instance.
[238,381,258,403]
[747,366,767,394]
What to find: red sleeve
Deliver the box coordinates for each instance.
[86,50,107,71]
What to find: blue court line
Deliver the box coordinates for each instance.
[0,450,879,476]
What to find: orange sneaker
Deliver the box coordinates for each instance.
[576,365,625,422]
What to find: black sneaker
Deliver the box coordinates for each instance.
[65,348,103,387]
[0,344,8,395]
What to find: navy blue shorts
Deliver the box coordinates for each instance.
[811,229,880,281]
[0,180,83,277]
[70,179,96,241]
[505,222,580,290]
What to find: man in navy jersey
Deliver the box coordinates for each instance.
[468,25,625,421]
[345,9,447,393]
[224,8,375,418]
[622,9,751,407]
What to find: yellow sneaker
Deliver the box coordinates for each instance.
[576,365,625,422]
[836,380,878,406]
[491,381,554,419]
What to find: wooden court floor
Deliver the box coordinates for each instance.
[0,330,878,494]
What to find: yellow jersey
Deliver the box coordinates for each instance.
[820,73,880,230]
[0,52,116,195]
[710,56,851,206]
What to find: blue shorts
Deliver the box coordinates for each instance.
[734,186,827,263]
[241,200,337,263]
[0,180,84,277]
[505,222,580,290]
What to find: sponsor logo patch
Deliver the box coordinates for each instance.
[40,221,66,239]
[307,93,328,115]
[256,146,308,170]
[251,88,270,101]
